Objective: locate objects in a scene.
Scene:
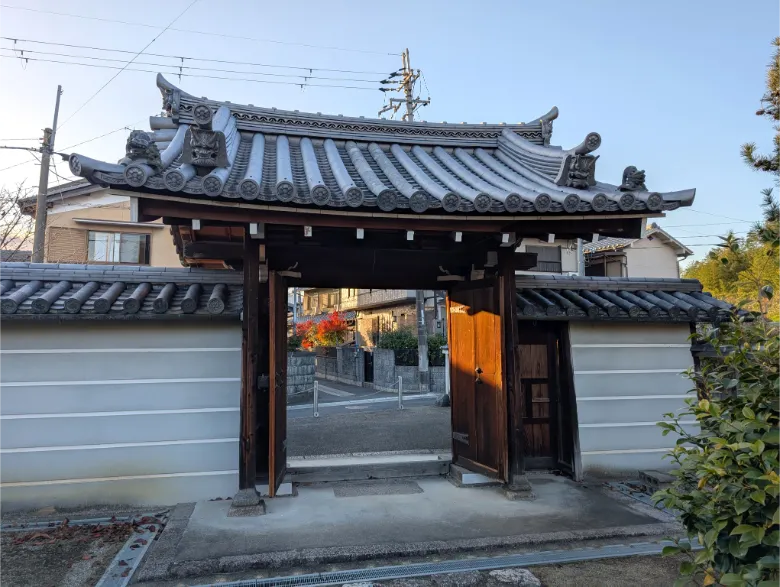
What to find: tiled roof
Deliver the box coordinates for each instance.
[67,74,695,217]
[582,236,635,253]
[515,275,734,323]
[0,263,242,321]
[0,250,31,262]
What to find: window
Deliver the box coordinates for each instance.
[526,245,563,273]
[88,232,150,264]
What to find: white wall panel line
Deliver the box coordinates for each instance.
[1,470,239,488]
[578,394,689,401]
[2,407,240,420]
[3,377,241,388]
[2,438,239,454]
[581,448,672,455]
[571,344,690,348]
[580,420,696,428]
[1,348,241,355]
[574,369,687,375]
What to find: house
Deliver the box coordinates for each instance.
[0,73,704,509]
[583,223,692,278]
[300,287,446,346]
[19,180,181,267]
[514,223,692,279]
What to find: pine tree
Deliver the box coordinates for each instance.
[741,37,779,174]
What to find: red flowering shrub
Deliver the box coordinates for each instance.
[295,320,316,350]
[315,312,349,347]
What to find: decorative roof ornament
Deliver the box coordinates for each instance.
[120,130,162,171]
[619,166,647,192]
[181,102,229,173]
[559,154,599,189]
[554,132,602,189]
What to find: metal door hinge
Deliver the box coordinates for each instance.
[452,432,469,445]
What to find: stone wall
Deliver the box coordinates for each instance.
[430,366,446,395]
[287,352,315,401]
[315,347,365,386]
[372,348,396,389]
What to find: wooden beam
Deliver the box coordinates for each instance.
[239,239,260,490]
[184,241,244,260]
[499,250,524,484]
[140,199,522,233]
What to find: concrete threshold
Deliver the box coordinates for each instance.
[287,451,452,483]
[135,475,680,584]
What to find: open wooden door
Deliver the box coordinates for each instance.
[516,323,577,476]
[268,271,287,497]
[447,282,507,481]
[517,325,558,470]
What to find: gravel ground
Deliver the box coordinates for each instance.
[1,522,133,587]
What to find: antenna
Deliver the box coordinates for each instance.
[378,48,430,121]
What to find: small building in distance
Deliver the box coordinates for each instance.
[19,180,182,267]
[514,223,692,279]
[584,223,692,278]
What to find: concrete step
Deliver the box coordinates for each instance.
[287,453,451,483]
[448,464,503,488]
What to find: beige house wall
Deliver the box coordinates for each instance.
[623,239,681,278]
[44,193,181,267]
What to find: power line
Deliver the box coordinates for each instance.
[0,137,38,141]
[1,37,394,75]
[662,220,754,228]
[0,55,381,91]
[0,5,401,56]
[688,208,752,223]
[61,119,145,151]
[55,0,199,130]
[0,47,387,83]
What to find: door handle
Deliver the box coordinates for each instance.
[475,366,483,384]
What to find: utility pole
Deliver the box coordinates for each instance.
[32,85,63,263]
[378,49,430,122]
[379,49,432,392]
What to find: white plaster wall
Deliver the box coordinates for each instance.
[1,322,241,511]
[624,238,681,278]
[568,322,695,477]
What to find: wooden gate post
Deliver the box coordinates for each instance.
[234,237,264,509]
[498,251,531,493]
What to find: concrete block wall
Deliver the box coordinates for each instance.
[372,348,397,389]
[315,347,364,386]
[287,352,315,399]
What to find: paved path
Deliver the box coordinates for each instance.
[288,404,451,457]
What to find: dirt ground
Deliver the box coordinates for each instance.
[531,555,684,586]
[347,556,686,587]
[1,522,133,587]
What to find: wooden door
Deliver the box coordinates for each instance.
[268,271,288,496]
[447,282,507,480]
[517,327,557,468]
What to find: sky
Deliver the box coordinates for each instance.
[0,0,777,263]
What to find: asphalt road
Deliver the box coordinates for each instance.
[287,404,451,457]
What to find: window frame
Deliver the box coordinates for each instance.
[87,231,151,265]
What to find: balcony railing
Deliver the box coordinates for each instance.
[529,260,563,273]
[354,289,414,310]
